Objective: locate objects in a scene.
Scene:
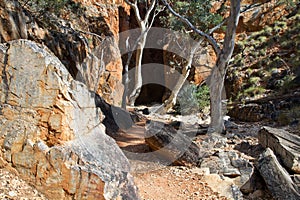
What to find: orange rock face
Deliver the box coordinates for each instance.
[0,0,128,106]
[0,40,139,200]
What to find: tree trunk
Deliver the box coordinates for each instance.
[208,0,241,134]
[122,63,129,109]
[128,29,148,106]
[123,0,157,106]
[208,65,226,133]
[122,37,132,109]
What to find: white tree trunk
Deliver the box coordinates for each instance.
[208,63,226,133]
[128,30,147,106]
[162,0,240,134]
[122,62,129,109]
[124,0,157,106]
[208,0,241,134]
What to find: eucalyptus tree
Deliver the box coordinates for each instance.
[156,0,224,114]
[161,0,241,134]
[124,0,159,106]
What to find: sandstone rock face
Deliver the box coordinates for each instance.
[0,0,125,106]
[228,103,265,122]
[0,40,139,199]
[212,0,289,34]
[238,0,289,32]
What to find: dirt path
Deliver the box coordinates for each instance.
[133,166,228,200]
[113,117,231,200]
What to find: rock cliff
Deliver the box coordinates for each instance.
[0,39,139,199]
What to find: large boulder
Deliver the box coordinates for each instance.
[144,120,201,167]
[258,126,300,173]
[0,40,139,199]
[0,0,124,105]
[258,148,300,200]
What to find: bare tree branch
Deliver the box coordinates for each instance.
[155,39,203,114]
[208,18,227,35]
[124,0,136,7]
[149,5,165,29]
[123,0,159,107]
[125,0,142,24]
[144,0,157,25]
[161,0,221,56]
[220,0,241,71]
[208,0,241,134]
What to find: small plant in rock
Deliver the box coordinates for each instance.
[259,49,267,56]
[281,74,297,92]
[258,36,267,43]
[249,76,261,85]
[262,26,273,36]
[174,84,199,115]
[21,0,68,17]
[243,86,266,98]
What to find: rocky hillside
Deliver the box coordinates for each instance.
[225,2,300,128]
[0,39,139,199]
[226,6,300,101]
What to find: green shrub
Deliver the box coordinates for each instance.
[174,84,210,114]
[21,0,68,16]
[194,84,210,111]
[259,49,267,56]
[236,84,266,100]
[174,84,199,115]
[249,76,261,85]
[281,74,297,92]
[160,0,223,35]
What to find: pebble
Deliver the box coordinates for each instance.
[8,191,17,197]
[191,167,210,175]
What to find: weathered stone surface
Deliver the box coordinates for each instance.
[228,103,264,122]
[240,168,267,195]
[292,174,300,188]
[94,92,134,135]
[0,40,139,199]
[199,149,253,187]
[212,0,289,34]
[258,126,300,173]
[0,0,125,106]
[238,0,289,32]
[145,120,201,167]
[257,148,300,200]
[203,174,243,200]
[228,94,300,123]
[163,39,215,90]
